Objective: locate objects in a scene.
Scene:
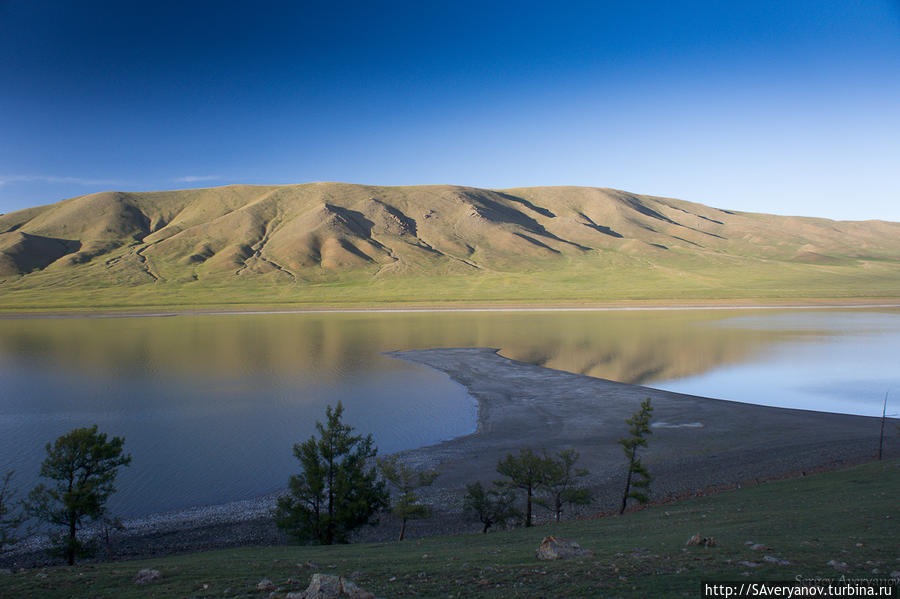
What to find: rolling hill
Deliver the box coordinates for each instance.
[1,183,899,309]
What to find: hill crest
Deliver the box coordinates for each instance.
[2,183,899,304]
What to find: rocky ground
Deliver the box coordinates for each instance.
[3,348,896,569]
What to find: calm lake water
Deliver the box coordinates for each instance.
[0,308,897,517]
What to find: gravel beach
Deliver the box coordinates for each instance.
[3,347,895,568]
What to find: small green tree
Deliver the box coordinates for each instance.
[462,481,519,533]
[619,397,653,514]
[274,402,388,545]
[27,425,132,565]
[377,455,439,541]
[1,470,26,555]
[496,447,555,527]
[537,449,592,522]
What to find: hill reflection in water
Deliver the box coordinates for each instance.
[0,308,896,516]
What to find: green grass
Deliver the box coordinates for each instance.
[3,256,900,314]
[3,460,898,598]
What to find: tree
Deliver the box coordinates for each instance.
[496,447,555,527]
[619,397,653,514]
[877,391,889,460]
[377,455,439,541]
[27,425,131,565]
[274,402,388,545]
[537,449,592,522]
[99,513,125,561]
[462,481,519,533]
[1,470,25,555]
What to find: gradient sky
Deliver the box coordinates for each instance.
[1,1,898,220]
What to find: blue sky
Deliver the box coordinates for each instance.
[1,1,898,220]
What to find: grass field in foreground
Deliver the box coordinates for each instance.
[2,460,898,598]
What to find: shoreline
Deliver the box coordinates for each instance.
[2,299,900,320]
[3,348,897,568]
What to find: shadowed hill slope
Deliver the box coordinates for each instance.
[2,183,899,307]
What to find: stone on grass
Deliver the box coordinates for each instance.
[827,560,849,572]
[536,536,594,560]
[302,573,376,599]
[257,578,276,591]
[750,543,768,551]
[686,533,716,547]
[134,568,162,585]
[737,560,760,568]
[763,556,791,565]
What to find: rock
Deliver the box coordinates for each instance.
[737,561,760,568]
[304,573,342,597]
[286,593,305,599]
[134,568,162,585]
[686,533,716,547]
[257,578,276,591]
[341,579,375,599]
[827,560,849,572]
[536,536,594,560]
[890,570,900,580]
[301,573,376,599]
[750,543,768,551]
[763,556,791,565]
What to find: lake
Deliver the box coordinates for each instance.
[1,307,897,518]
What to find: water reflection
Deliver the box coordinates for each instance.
[0,308,897,516]
[0,310,805,385]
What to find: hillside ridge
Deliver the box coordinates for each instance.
[2,183,900,306]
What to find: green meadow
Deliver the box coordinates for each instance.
[2,460,897,598]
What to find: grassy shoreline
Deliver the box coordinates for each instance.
[2,297,900,318]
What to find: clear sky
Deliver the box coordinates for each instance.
[1,1,898,221]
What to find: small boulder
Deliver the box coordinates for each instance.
[536,536,594,560]
[257,578,276,591]
[827,560,849,572]
[763,556,791,565]
[686,533,716,547]
[750,543,769,551]
[302,573,376,599]
[341,579,375,599]
[134,568,162,585]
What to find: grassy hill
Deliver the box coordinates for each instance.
[2,459,897,598]
[2,183,900,310]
